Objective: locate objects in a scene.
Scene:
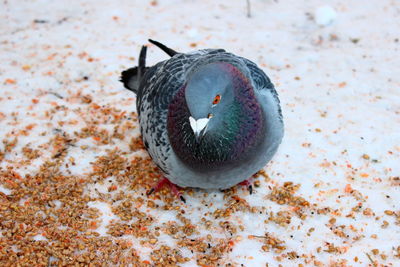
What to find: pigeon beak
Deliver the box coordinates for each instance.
[189,116,209,143]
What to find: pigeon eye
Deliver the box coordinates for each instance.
[212,95,221,105]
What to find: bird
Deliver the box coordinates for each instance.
[120,40,283,201]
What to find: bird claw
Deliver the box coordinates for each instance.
[238,178,253,194]
[248,184,253,195]
[147,177,186,203]
[179,195,186,203]
[146,187,155,196]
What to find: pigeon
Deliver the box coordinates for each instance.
[121,40,283,198]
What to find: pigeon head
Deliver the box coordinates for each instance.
[167,62,265,171]
[185,62,236,142]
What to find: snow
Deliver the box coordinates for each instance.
[32,235,48,241]
[87,201,119,237]
[0,185,12,195]
[315,6,337,26]
[1,0,399,266]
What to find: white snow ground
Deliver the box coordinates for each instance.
[1,0,399,266]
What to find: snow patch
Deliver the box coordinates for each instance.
[88,201,118,236]
[0,185,12,195]
[315,6,337,26]
[33,234,48,241]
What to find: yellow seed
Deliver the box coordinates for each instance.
[384,210,394,216]
[371,249,379,255]
[362,154,370,160]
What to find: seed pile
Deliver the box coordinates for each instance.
[1,92,399,266]
[1,2,400,262]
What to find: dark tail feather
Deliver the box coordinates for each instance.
[138,45,147,78]
[120,41,177,93]
[148,39,178,57]
[120,46,148,94]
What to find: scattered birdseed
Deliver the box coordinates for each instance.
[1,1,399,265]
[252,233,286,253]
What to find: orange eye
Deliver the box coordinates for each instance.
[212,94,221,105]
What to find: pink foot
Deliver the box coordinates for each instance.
[238,178,254,194]
[147,177,186,203]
